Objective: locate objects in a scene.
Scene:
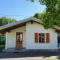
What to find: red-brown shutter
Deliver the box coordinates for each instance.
[46,33,50,43]
[35,33,38,43]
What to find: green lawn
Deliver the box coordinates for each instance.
[0,45,5,52]
[0,45,4,47]
[0,45,5,49]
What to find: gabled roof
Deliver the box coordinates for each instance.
[0,17,60,33]
[54,26,60,30]
[0,17,42,33]
[54,26,60,33]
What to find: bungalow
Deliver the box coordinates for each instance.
[0,17,60,51]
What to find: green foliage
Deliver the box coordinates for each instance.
[0,17,17,26]
[31,0,60,28]
[34,12,55,28]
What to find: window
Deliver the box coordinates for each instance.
[35,33,50,43]
[39,33,45,43]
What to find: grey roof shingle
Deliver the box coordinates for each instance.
[0,17,60,31]
[0,17,42,30]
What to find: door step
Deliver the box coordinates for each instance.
[3,48,26,52]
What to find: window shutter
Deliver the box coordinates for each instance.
[35,33,38,43]
[46,33,50,43]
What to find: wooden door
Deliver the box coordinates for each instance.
[16,32,23,49]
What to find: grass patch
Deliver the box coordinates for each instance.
[0,45,5,52]
[0,45,4,48]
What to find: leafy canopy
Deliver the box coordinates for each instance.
[29,0,60,28]
[0,17,17,26]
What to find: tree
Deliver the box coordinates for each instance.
[30,0,60,28]
[0,17,17,26]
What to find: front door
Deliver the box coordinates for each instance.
[16,32,23,49]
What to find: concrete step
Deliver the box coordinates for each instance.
[3,48,26,52]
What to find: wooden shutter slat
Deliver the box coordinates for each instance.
[46,33,50,43]
[35,33,38,43]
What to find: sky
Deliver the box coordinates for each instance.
[0,0,46,21]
